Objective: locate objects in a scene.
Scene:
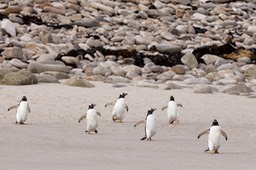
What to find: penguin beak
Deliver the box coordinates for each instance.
[124,93,128,96]
[151,108,157,111]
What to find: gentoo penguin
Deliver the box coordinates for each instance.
[162,96,182,124]
[8,96,31,124]
[78,103,101,134]
[134,108,157,141]
[197,119,228,154]
[105,93,128,123]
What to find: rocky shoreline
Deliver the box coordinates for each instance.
[0,0,256,97]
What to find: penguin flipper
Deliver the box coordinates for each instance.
[125,104,129,112]
[78,114,87,123]
[177,103,183,107]
[96,111,101,116]
[134,120,145,127]
[7,104,19,111]
[197,129,210,138]
[221,130,228,140]
[28,105,31,113]
[162,105,167,111]
[140,136,147,140]
[104,101,116,107]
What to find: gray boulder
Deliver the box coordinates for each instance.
[1,70,38,85]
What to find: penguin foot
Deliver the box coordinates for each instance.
[140,137,147,140]
[15,121,18,124]
[169,121,174,124]
[204,148,210,152]
[94,130,98,134]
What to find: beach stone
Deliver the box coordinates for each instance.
[237,57,251,64]
[37,74,59,83]
[171,65,186,74]
[93,65,110,76]
[201,54,220,65]
[150,65,164,73]
[136,80,158,88]
[181,52,198,69]
[2,47,23,60]
[163,82,182,90]
[172,74,194,81]
[155,43,182,55]
[1,19,16,37]
[226,82,253,95]
[125,71,140,80]
[84,75,105,81]
[106,76,130,84]
[40,71,70,80]
[10,58,28,69]
[27,62,71,74]
[217,63,237,71]
[61,56,79,65]
[194,86,214,94]
[247,26,256,34]
[214,78,237,85]
[65,76,95,88]
[184,77,210,85]
[215,58,229,67]
[1,70,38,85]
[110,66,126,77]
[156,71,175,82]
[123,65,142,75]
[241,64,256,79]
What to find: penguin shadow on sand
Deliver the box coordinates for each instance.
[7,96,31,125]
[134,108,157,141]
[161,95,183,125]
[78,103,101,135]
[197,119,228,154]
[104,92,129,123]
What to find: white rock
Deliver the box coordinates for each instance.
[1,19,16,37]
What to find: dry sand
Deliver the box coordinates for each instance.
[0,82,255,170]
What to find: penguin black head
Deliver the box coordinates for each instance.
[170,96,175,101]
[88,103,96,109]
[21,96,27,101]
[212,119,219,126]
[147,108,156,117]
[118,93,128,99]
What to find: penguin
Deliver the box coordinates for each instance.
[105,93,128,123]
[8,96,31,124]
[78,103,101,134]
[197,119,228,154]
[134,108,157,141]
[162,96,182,124]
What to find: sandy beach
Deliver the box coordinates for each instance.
[0,82,256,170]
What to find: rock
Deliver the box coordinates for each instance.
[93,65,110,76]
[42,71,70,80]
[184,77,210,85]
[2,47,23,60]
[171,65,186,74]
[150,65,164,73]
[10,58,28,69]
[37,74,59,83]
[201,54,220,65]
[163,82,182,90]
[155,43,182,55]
[135,80,158,88]
[65,76,95,88]
[27,62,70,74]
[110,66,126,76]
[125,71,140,80]
[1,70,38,85]
[225,82,253,95]
[61,56,79,65]
[1,19,16,37]
[237,57,251,64]
[194,86,214,94]
[123,65,142,75]
[105,76,130,83]
[156,71,175,82]
[181,52,198,69]
[241,64,256,79]
[247,26,256,34]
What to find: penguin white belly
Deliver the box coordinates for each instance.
[167,102,178,122]
[16,102,29,123]
[86,110,98,132]
[112,99,125,120]
[146,115,156,138]
[208,127,221,151]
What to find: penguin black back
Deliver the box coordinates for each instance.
[212,119,219,126]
